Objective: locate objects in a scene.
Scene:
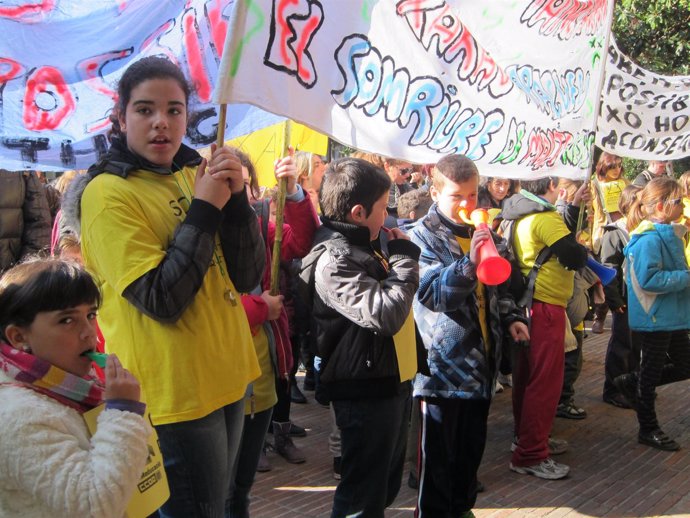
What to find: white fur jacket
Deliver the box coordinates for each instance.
[0,371,149,518]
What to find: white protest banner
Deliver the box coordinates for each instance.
[0,0,283,172]
[215,0,614,179]
[597,39,690,160]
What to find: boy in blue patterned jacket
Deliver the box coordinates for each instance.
[409,155,529,518]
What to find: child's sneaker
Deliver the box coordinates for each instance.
[510,436,568,455]
[547,437,568,455]
[509,458,570,480]
[497,372,513,387]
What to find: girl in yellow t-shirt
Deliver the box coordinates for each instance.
[590,153,629,254]
[67,57,264,516]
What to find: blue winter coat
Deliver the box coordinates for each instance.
[408,205,525,399]
[624,221,690,332]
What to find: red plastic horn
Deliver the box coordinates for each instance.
[458,207,512,286]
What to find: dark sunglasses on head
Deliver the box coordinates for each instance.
[669,198,683,206]
[399,167,414,175]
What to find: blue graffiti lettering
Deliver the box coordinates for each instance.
[507,64,589,119]
[364,58,410,120]
[398,77,446,145]
[332,34,505,159]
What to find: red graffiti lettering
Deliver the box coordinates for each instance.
[265,0,324,88]
[77,49,132,101]
[0,0,56,23]
[183,8,212,102]
[87,116,112,134]
[276,0,298,66]
[396,0,436,32]
[397,0,513,99]
[519,128,573,170]
[403,1,460,49]
[23,66,76,131]
[521,0,608,40]
[205,0,230,59]
[0,57,24,84]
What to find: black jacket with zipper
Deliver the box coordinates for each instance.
[299,218,420,401]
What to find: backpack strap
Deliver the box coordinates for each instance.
[517,245,552,310]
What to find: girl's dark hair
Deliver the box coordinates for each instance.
[109,57,192,142]
[319,157,391,221]
[0,259,101,340]
[233,148,261,200]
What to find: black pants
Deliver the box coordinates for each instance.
[634,330,690,433]
[272,377,291,422]
[331,383,411,518]
[603,310,641,399]
[560,329,583,405]
[417,398,491,518]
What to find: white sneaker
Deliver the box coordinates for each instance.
[547,437,568,455]
[495,380,504,393]
[511,437,568,455]
[497,373,513,387]
[509,458,570,480]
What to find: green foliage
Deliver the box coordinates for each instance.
[613,0,690,75]
[328,140,355,161]
[607,1,690,175]
[621,157,644,181]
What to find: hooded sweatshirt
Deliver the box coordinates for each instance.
[501,192,587,307]
[624,221,690,331]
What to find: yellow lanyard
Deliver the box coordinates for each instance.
[373,248,389,273]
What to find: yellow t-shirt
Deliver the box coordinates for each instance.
[244,326,278,415]
[514,211,574,308]
[80,167,260,425]
[456,236,492,352]
[600,178,627,214]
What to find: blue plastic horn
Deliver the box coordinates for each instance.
[586,257,617,286]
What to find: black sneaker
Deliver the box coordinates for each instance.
[613,374,638,409]
[638,429,681,451]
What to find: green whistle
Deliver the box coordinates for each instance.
[86,351,107,368]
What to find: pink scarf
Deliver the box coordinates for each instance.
[0,343,104,413]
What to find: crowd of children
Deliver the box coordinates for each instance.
[1,57,689,518]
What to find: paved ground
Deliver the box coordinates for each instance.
[251,324,690,517]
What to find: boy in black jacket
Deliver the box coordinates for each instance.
[300,157,420,518]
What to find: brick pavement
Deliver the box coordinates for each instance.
[251,326,690,517]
